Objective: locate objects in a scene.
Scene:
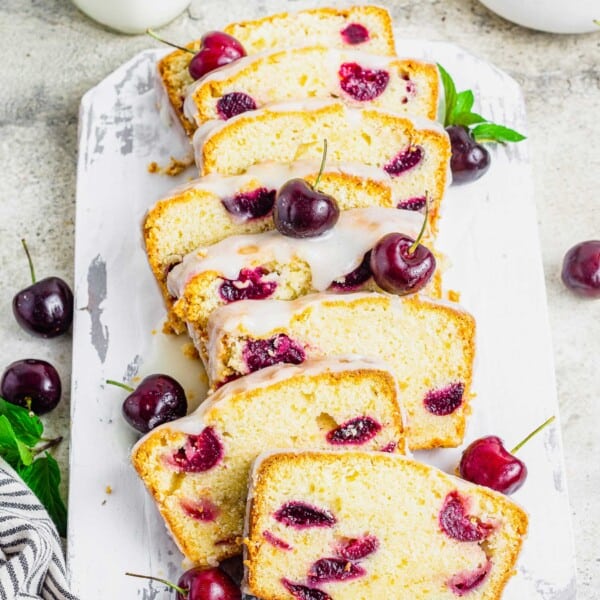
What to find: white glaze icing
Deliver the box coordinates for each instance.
[166,207,423,297]
[152,159,394,210]
[131,356,399,442]
[207,290,469,341]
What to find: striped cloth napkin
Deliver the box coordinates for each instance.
[0,459,78,600]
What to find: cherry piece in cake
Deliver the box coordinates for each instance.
[326,416,382,445]
[169,427,223,472]
[340,23,370,45]
[243,334,306,373]
[221,187,276,221]
[423,382,465,415]
[219,267,277,303]
[273,501,336,529]
[439,491,493,542]
[216,92,257,120]
[383,146,424,176]
[339,62,390,101]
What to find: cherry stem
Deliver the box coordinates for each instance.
[312,139,328,190]
[408,194,429,255]
[34,436,63,456]
[106,379,135,393]
[146,29,195,55]
[510,415,555,455]
[125,572,187,595]
[21,239,36,284]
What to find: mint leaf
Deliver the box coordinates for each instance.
[0,415,34,468]
[437,63,456,127]
[19,454,67,537]
[472,123,526,143]
[0,398,42,447]
[454,90,475,117]
[453,112,487,127]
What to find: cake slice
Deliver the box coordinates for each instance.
[158,5,395,136]
[206,292,475,450]
[183,47,439,127]
[194,101,450,233]
[169,207,441,361]
[131,358,406,566]
[144,161,421,333]
[245,451,528,600]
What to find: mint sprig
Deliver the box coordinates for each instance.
[0,398,67,536]
[438,63,526,143]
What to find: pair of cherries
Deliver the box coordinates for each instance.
[2,240,74,416]
[273,142,436,296]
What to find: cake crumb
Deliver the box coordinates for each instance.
[165,157,193,177]
[147,157,194,177]
[151,329,157,335]
[447,289,461,302]
[183,342,200,360]
[105,485,113,495]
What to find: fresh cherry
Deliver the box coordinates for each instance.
[126,566,241,600]
[446,125,490,184]
[370,208,435,295]
[459,416,555,494]
[12,239,73,338]
[107,374,187,434]
[0,359,61,414]
[147,29,246,81]
[273,141,339,238]
[561,240,600,298]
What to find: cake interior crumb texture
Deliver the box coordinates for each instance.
[246,451,528,600]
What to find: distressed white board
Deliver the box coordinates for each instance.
[68,41,576,599]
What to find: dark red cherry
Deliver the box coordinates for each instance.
[370,232,435,294]
[13,240,73,338]
[126,566,241,600]
[274,179,339,238]
[177,566,241,600]
[561,240,600,298]
[459,436,527,494]
[115,374,187,434]
[446,125,490,184]
[1,359,61,414]
[189,31,246,80]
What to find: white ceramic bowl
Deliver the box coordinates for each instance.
[72,0,191,34]
[478,0,600,34]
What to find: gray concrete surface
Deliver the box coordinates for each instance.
[0,0,598,597]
